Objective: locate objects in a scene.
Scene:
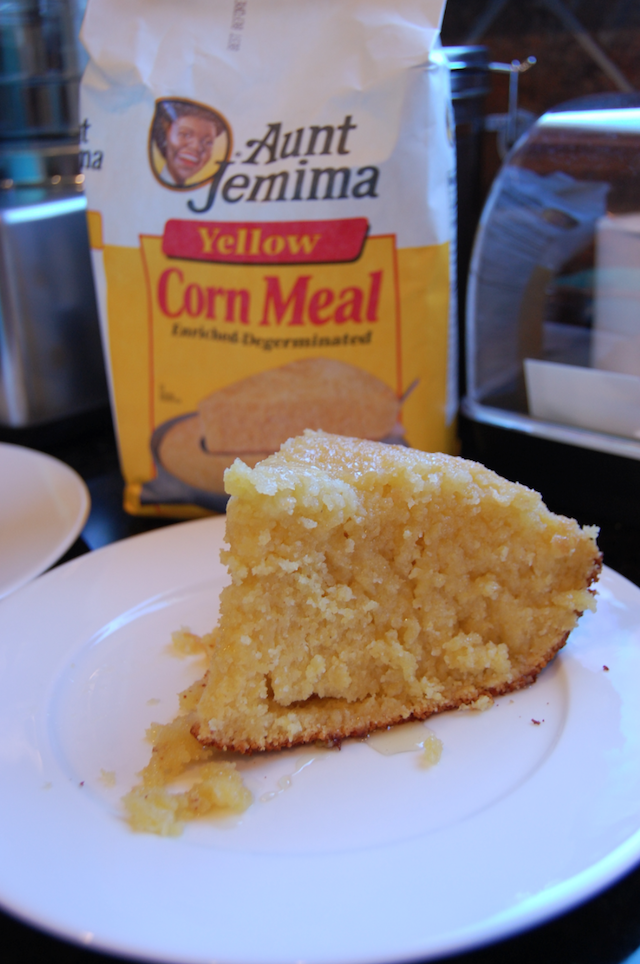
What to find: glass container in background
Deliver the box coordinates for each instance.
[464,93,640,461]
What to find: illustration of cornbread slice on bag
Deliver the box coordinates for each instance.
[157,416,264,496]
[200,358,401,452]
[157,358,403,499]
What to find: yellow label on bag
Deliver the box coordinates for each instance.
[100,224,451,514]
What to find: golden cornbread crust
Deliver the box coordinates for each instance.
[193,432,602,753]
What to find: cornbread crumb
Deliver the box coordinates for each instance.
[458,695,494,712]
[123,786,182,836]
[141,714,211,787]
[99,769,116,787]
[123,660,252,836]
[123,764,252,837]
[167,628,207,657]
[193,431,601,753]
[419,731,443,769]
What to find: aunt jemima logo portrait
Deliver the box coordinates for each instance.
[149,98,232,192]
[150,105,380,216]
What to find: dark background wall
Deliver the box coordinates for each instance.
[441,0,640,193]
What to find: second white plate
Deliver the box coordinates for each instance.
[0,516,639,964]
[0,442,90,598]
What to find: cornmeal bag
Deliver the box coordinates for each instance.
[81,0,454,515]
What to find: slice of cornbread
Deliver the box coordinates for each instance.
[194,431,601,753]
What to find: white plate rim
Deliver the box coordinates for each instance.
[0,516,639,964]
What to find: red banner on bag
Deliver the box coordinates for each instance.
[162,217,368,265]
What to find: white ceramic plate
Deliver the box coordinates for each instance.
[0,443,90,599]
[1,516,639,964]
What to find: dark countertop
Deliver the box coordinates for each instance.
[1,408,640,964]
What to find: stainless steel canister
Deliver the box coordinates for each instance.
[0,0,107,427]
